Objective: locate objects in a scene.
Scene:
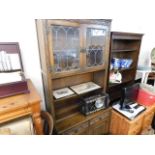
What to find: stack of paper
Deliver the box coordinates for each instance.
[0,71,23,85]
[0,50,21,71]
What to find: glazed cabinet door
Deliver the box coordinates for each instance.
[82,24,110,71]
[47,20,82,77]
[46,20,111,77]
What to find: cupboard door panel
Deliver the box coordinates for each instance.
[142,111,154,130]
[89,119,110,135]
[51,25,81,73]
[84,25,108,68]
[89,111,110,135]
[128,126,141,135]
[90,111,110,126]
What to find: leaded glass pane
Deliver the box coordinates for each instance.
[86,28,106,67]
[52,25,80,72]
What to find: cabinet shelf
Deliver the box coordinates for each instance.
[53,94,77,103]
[111,49,137,53]
[55,108,111,134]
[55,108,80,123]
[56,102,80,115]
[52,65,106,79]
[108,80,130,88]
[107,32,143,102]
[110,66,134,73]
[54,86,103,103]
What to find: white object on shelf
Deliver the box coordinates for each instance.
[0,71,23,85]
[9,53,21,70]
[70,82,101,94]
[109,71,122,83]
[0,51,21,71]
[53,87,74,99]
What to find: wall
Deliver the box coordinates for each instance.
[0,19,45,109]
[0,0,155,110]
[111,18,155,68]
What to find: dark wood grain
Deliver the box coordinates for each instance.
[36,19,111,134]
[107,32,143,102]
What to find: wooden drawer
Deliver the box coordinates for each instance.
[128,126,142,135]
[142,111,154,130]
[89,119,110,135]
[128,117,143,135]
[63,122,89,135]
[90,111,110,127]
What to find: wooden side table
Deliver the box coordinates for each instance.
[110,105,155,135]
[0,80,43,135]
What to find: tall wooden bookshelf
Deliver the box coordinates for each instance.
[36,19,112,134]
[107,32,143,102]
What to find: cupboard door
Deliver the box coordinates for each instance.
[83,25,110,69]
[62,122,89,135]
[89,119,110,135]
[89,111,110,135]
[94,119,110,135]
[47,20,82,75]
[142,110,154,130]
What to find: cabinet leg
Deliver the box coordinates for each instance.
[32,113,43,135]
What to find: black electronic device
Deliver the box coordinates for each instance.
[112,83,146,120]
[80,90,110,115]
[120,83,140,111]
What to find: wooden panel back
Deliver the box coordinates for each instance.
[53,73,93,90]
[112,40,141,50]
[93,70,105,88]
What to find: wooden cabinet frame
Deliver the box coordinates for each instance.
[36,19,111,134]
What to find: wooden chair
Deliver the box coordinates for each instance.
[0,111,54,135]
[41,111,54,135]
